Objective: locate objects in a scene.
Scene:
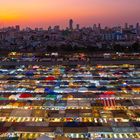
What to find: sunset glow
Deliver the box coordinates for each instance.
[0,0,140,28]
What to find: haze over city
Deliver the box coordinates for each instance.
[0,0,140,28]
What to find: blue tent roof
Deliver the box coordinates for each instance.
[44,88,58,95]
[64,122,79,127]
[48,91,57,95]
[44,88,50,92]
[98,86,107,91]
[54,80,61,87]
[25,71,34,76]
[88,85,97,89]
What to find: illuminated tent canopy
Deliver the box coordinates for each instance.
[0,97,7,100]
[55,136,70,140]
[37,136,52,140]
[46,95,57,100]
[98,86,107,91]
[33,65,40,69]
[19,93,33,98]
[78,87,88,92]
[44,88,57,95]
[104,91,115,95]
[25,71,34,76]
[9,95,17,100]
[45,76,56,81]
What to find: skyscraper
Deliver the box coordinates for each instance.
[15,25,20,31]
[76,24,80,30]
[69,19,73,30]
[136,22,139,29]
[93,24,97,30]
[125,23,128,29]
[98,23,101,29]
[136,22,140,34]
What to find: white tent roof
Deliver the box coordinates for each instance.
[37,135,53,140]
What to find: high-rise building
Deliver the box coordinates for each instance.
[15,25,20,31]
[35,28,39,31]
[69,19,73,30]
[98,23,101,29]
[48,26,52,31]
[129,25,134,29]
[93,24,97,30]
[136,22,140,34]
[136,22,139,29]
[54,25,60,31]
[76,24,80,30]
[125,23,128,29]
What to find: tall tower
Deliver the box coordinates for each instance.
[76,24,80,30]
[125,23,128,29]
[69,19,73,30]
[98,23,101,29]
[136,22,139,29]
[15,25,20,31]
[93,24,97,30]
[136,22,140,34]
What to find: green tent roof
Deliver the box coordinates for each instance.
[0,97,7,100]
[46,95,57,100]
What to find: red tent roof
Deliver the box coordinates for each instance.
[19,93,33,98]
[45,76,56,81]
[104,91,115,95]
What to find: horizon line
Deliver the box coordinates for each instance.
[0,20,139,30]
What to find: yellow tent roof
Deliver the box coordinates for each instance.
[54,136,70,140]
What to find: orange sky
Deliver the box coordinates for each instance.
[0,0,140,28]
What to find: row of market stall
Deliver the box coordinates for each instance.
[0,64,140,139]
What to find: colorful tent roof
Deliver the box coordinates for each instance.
[78,87,88,92]
[37,136,52,140]
[44,88,57,95]
[46,95,57,100]
[25,71,34,76]
[64,88,77,93]
[33,65,40,69]
[45,76,56,81]
[0,97,7,100]
[54,136,70,140]
[19,93,33,98]
[9,95,17,100]
[98,86,107,91]
[104,91,115,95]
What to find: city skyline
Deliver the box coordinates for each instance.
[0,0,140,28]
[0,19,139,30]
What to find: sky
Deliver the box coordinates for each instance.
[0,0,140,28]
